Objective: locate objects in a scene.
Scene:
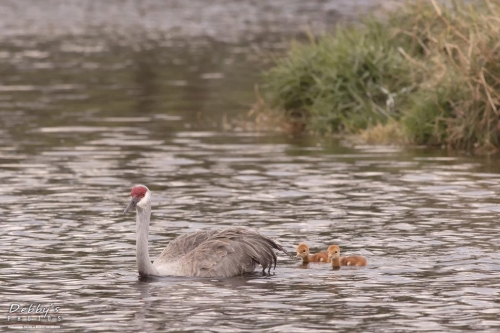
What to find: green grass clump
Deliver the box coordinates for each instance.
[262,0,500,151]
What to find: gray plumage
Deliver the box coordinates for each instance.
[124,184,289,278]
[154,227,288,277]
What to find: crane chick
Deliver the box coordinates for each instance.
[327,245,367,269]
[296,243,329,264]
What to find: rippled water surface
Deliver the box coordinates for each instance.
[1,1,500,333]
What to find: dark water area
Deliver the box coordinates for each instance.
[1,1,500,332]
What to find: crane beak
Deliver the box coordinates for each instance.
[124,196,140,214]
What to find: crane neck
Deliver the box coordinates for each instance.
[136,203,158,276]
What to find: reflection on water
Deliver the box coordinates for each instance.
[1,1,500,333]
[0,34,263,134]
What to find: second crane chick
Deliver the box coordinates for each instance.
[327,245,367,269]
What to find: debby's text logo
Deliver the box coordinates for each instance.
[7,303,63,323]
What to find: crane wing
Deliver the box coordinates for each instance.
[154,227,288,277]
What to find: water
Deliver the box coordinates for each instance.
[1,1,500,332]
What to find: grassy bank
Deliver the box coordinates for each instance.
[260,0,500,152]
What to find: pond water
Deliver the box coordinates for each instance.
[1,1,500,332]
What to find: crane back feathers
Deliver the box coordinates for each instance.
[153,227,289,278]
